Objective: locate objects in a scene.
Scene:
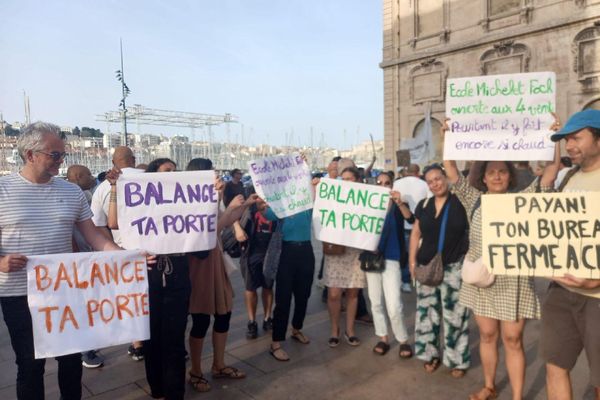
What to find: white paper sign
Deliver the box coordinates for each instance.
[312,178,390,251]
[248,153,313,218]
[117,171,219,254]
[27,250,149,359]
[444,72,556,161]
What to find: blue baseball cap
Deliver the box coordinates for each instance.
[551,109,600,141]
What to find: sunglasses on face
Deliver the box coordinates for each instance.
[36,151,67,161]
[377,180,392,186]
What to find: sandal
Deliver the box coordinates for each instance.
[468,386,497,400]
[188,372,211,393]
[399,343,413,359]
[269,345,290,362]
[451,368,467,379]
[423,357,440,373]
[328,336,340,348]
[372,341,390,355]
[291,330,310,344]
[343,333,361,346]
[211,366,246,379]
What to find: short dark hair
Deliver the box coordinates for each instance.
[590,127,600,140]
[231,168,242,176]
[422,163,446,178]
[186,158,213,171]
[376,171,394,182]
[468,161,517,192]
[340,167,360,181]
[331,156,342,162]
[146,158,176,172]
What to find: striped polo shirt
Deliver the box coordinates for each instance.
[0,173,92,297]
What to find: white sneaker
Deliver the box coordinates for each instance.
[401,283,412,293]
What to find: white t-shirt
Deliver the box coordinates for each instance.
[90,167,142,246]
[0,173,92,296]
[393,176,432,230]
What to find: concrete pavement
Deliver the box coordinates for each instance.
[0,246,595,399]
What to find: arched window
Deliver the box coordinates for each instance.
[412,117,443,162]
[583,98,600,110]
[572,23,600,91]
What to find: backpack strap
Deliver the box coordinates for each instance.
[557,166,580,192]
[470,196,482,221]
[437,202,450,253]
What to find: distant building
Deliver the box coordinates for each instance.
[133,134,162,147]
[102,133,122,148]
[381,0,600,170]
[340,139,384,169]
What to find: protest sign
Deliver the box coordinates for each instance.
[27,250,149,359]
[481,192,600,279]
[312,178,390,251]
[117,171,219,254]
[248,153,313,218]
[444,72,556,161]
[396,150,411,168]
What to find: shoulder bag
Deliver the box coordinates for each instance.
[461,197,495,288]
[323,242,345,255]
[359,251,385,272]
[414,201,449,287]
[263,220,284,288]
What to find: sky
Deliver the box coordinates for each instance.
[0,0,383,149]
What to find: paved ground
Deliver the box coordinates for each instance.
[0,243,595,399]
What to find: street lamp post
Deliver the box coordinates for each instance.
[116,38,131,147]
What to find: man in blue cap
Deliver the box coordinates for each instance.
[542,109,600,400]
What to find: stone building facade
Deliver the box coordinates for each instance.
[381,0,600,169]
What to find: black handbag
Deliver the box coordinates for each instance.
[221,226,242,258]
[414,200,450,287]
[359,251,385,272]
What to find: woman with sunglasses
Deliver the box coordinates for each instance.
[408,164,470,378]
[365,171,414,357]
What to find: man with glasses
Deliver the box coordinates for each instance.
[0,122,125,399]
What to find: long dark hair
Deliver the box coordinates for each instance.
[340,167,360,182]
[186,157,214,260]
[186,158,213,171]
[146,158,176,172]
[468,161,517,192]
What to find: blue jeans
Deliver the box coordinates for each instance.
[1,296,82,400]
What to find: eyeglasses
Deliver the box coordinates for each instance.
[377,180,392,186]
[36,151,67,161]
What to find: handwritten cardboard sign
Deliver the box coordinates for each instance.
[312,178,390,251]
[444,72,556,161]
[481,192,600,279]
[117,171,219,254]
[27,250,149,359]
[396,150,411,168]
[248,153,313,218]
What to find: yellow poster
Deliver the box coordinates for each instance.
[481,192,600,279]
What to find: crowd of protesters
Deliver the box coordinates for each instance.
[0,109,598,400]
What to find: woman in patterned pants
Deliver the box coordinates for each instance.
[409,164,470,378]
